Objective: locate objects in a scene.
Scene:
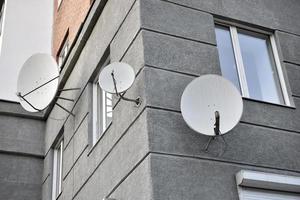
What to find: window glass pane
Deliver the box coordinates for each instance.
[55,145,61,196]
[105,92,113,127]
[215,25,241,92]
[0,3,5,36]
[238,30,284,104]
[58,40,69,68]
[102,90,112,129]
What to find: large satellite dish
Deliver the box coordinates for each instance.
[181,74,243,136]
[99,62,135,94]
[17,54,59,112]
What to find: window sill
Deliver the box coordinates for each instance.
[242,97,296,109]
[236,170,300,193]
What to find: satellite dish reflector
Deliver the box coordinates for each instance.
[99,62,135,94]
[181,74,243,136]
[17,53,59,112]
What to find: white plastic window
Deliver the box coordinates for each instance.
[240,188,300,200]
[58,39,69,69]
[236,170,300,200]
[215,24,290,106]
[0,2,5,36]
[57,0,63,9]
[92,60,113,145]
[52,139,63,200]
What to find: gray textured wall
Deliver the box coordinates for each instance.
[1,0,295,200]
[0,101,45,200]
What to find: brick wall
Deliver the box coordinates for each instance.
[52,0,92,59]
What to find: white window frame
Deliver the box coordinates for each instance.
[52,139,63,200]
[236,170,300,200]
[57,0,63,9]
[216,22,291,106]
[58,39,69,69]
[92,59,113,145]
[0,1,5,37]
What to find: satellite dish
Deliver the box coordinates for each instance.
[99,62,135,94]
[181,74,243,136]
[17,53,59,112]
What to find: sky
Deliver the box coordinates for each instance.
[0,0,53,102]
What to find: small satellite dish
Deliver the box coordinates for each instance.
[17,53,59,112]
[99,62,135,94]
[181,74,243,136]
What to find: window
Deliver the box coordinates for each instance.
[236,170,300,200]
[92,59,113,145]
[57,0,63,9]
[215,23,290,106]
[52,139,63,200]
[0,1,5,36]
[57,39,69,69]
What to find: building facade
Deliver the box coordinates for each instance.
[1,0,300,200]
[52,0,93,68]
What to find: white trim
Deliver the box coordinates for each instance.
[215,19,271,35]
[52,139,63,200]
[102,89,106,129]
[270,35,291,106]
[0,1,7,56]
[236,170,300,193]
[239,187,300,200]
[230,26,249,97]
[58,140,63,194]
[57,0,63,9]
[51,148,58,200]
[92,82,98,145]
[58,39,69,69]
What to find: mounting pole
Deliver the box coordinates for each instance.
[203,111,227,154]
[111,71,141,106]
[55,103,75,117]
[214,111,220,136]
[16,92,43,112]
[204,111,226,152]
[58,88,81,92]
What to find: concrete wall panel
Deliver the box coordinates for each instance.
[143,30,220,76]
[0,153,43,200]
[277,31,300,65]
[286,63,300,97]
[143,67,300,132]
[147,108,300,171]
[163,0,300,35]
[150,153,300,200]
[141,0,216,44]
[0,115,44,156]
[110,156,153,200]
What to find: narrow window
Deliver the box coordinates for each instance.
[52,139,63,200]
[215,24,290,106]
[57,0,63,9]
[57,38,69,69]
[92,59,113,145]
[0,1,5,36]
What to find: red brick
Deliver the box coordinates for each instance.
[52,0,92,59]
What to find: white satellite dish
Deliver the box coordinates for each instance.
[99,62,135,94]
[17,53,59,112]
[181,74,243,136]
